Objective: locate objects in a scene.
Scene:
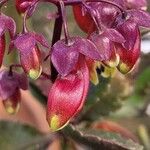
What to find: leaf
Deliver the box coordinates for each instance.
[62,125,143,150]
[0,121,41,150]
[135,67,150,95]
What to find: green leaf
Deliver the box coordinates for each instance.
[135,67,150,95]
[0,121,42,150]
[62,125,143,150]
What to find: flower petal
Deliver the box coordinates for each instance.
[0,34,5,67]
[86,58,100,85]
[0,14,16,38]
[103,45,120,68]
[76,37,101,60]
[14,33,36,53]
[117,19,138,50]
[103,29,125,43]
[116,30,141,74]
[0,70,26,100]
[47,58,89,131]
[51,39,79,76]
[20,45,42,80]
[15,0,33,14]
[31,32,50,48]
[3,89,21,115]
[73,4,95,33]
[125,0,147,10]
[89,32,112,60]
[128,9,150,28]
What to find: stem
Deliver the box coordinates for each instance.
[8,64,22,76]
[22,0,39,33]
[22,13,28,33]
[59,1,70,45]
[42,0,125,13]
[138,125,150,150]
[50,4,63,82]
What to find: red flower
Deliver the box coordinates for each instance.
[47,57,89,131]
[12,32,49,79]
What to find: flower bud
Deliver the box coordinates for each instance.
[0,34,5,68]
[47,58,89,131]
[20,45,42,80]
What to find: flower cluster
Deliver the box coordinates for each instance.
[0,0,150,131]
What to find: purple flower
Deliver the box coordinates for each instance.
[0,69,28,114]
[51,37,102,76]
[11,32,49,80]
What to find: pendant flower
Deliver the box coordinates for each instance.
[51,37,102,76]
[12,32,49,79]
[0,69,28,114]
[47,57,89,131]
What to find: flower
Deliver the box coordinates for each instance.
[12,32,49,79]
[0,70,28,114]
[47,57,89,131]
[51,37,102,76]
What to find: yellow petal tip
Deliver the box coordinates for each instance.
[106,54,120,68]
[50,115,60,131]
[49,115,70,132]
[118,63,130,74]
[28,67,42,80]
[3,101,20,115]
